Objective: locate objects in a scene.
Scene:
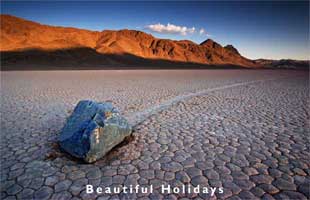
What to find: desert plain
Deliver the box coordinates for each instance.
[0,69,309,199]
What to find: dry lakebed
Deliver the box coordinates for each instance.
[0,70,309,200]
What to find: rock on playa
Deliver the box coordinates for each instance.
[58,100,132,163]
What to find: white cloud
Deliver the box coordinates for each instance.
[146,23,196,36]
[199,28,205,35]
[199,28,212,37]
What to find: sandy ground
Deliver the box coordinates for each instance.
[0,70,309,199]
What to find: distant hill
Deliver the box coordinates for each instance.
[1,15,307,70]
[254,59,309,69]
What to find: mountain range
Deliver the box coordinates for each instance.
[0,15,308,70]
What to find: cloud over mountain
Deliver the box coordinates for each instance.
[199,28,205,35]
[146,23,195,35]
[199,28,212,37]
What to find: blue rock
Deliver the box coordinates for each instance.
[58,100,132,163]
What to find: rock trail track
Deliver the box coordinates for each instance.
[0,70,309,200]
[127,75,295,126]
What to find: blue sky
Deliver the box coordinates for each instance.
[1,1,309,60]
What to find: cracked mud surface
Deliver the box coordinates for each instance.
[1,70,309,199]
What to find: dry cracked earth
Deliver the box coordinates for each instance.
[0,70,309,200]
